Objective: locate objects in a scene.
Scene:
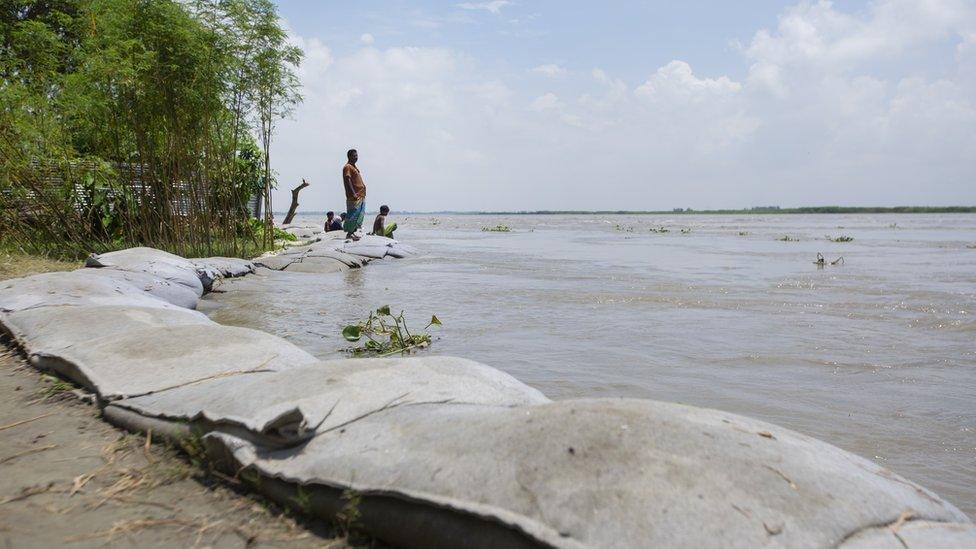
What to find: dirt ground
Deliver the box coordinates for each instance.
[0,346,351,548]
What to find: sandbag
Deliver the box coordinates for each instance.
[105,356,548,446]
[86,247,205,296]
[303,247,368,268]
[30,324,317,400]
[285,228,318,241]
[839,521,976,548]
[0,269,194,313]
[281,223,323,234]
[191,257,255,278]
[1,305,209,355]
[385,244,417,259]
[284,256,348,274]
[279,242,367,267]
[204,399,969,549]
[84,268,201,309]
[340,234,397,259]
[340,243,389,259]
[254,254,300,271]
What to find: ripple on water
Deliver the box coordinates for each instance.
[205,213,976,517]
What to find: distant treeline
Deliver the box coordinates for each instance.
[395,206,976,215]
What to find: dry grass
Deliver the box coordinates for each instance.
[0,248,79,281]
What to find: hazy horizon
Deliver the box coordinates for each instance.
[269,1,976,212]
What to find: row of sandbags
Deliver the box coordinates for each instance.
[254,232,417,273]
[0,247,973,548]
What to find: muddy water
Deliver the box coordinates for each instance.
[206,213,976,515]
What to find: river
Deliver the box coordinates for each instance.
[207,213,976,516]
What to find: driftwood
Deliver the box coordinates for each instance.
[281,179,310,225]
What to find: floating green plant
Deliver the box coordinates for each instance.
[482,225,511,232]
[649,226,670,233]
[826,235,854,242]
[777,235,800,242]
[342,306,441,357]
[680,228,692,234]
[738,231,749,236]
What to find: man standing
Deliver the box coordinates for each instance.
[342,149,366,240]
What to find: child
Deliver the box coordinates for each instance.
[371,205,397,238]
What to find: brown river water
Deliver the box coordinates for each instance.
[206,213,976,516]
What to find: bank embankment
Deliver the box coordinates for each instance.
[0,239,359,547]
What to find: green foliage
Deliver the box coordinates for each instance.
[336,489,363,537]
[342,306,442,357]
[777,235,800,242]
[0,0,302,259]
[826,235,854,242]
[39,373,73,398]
[247,218,296,242]
[482,225,512,232]
[649,226,670,233]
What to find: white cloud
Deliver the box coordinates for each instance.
[635,60,742,100]
[360,33,375,45]
[271,2,976,212]
[531,64,567,78]
[529,92,561,111]
[456,1,512,15]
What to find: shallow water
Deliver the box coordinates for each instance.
[207,213,976,516]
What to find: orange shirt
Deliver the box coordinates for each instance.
[343,163,366,200]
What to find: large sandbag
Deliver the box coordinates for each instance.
[1,305,209,355]
[840,521,976,548]
[281,223,323,235]
[284,228,318,241]
[205,399,969,549]
[0,269,194,313]
[85,268,201,309]
[277,243,367,268]
[190,257,255,278]
[340,243,389,259]
[104,356,548,446]
[340,234,397,259]
[304,247,368,268]
[386,243,417,259]
[275,246,313,256]
[254,254,300,271]
[30,324,317,400]
[86,247,205,296]
[284,256,348,274]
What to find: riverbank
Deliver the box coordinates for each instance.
[0,241,359,547]
[0,348,347,547]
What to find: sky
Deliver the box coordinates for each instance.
[268,0,976,212]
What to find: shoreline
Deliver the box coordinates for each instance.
[287,207,976,216]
